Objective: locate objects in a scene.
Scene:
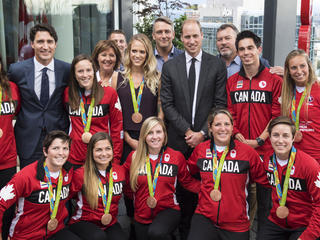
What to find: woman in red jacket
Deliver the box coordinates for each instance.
[69,132,126,240]
[64,54,123,167]
[124,116,199,240]
[187,108,268,240]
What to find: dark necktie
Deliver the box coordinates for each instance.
[189,58,196,108]
[40,67,49,106]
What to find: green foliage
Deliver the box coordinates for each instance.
[172,15,186,50]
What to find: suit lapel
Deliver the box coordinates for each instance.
[178,54,192,114]
[195,52,209,113]
[25,59,40,103]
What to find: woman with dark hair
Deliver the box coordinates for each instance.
[92,40,122,87]
[187,108,268,240]
[257,116,320,240]
[64,54,123,167]
[69,132,126,240]
[281,49,320,163]
[0,54,20,239]
[123,116,199,240]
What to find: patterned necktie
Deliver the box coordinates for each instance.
[40,67,49,106]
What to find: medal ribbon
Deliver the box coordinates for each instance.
[291,87,307,131]
[98,168,114,214]
[212,145,229,189]
[43,162,63,219]
[79,91,95,133]
[129,76,144,113]
[272,146,296,206]
[146,151,164,197]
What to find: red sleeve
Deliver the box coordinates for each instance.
[187,144,201,175]
[11,82,21,114]
[122,151,134,199]
[248,146,269,187]
[178,151,200,193]
[108,87,123,165]
[69,167,84,199]
[226,76,240,135]
[299,158,320,240]
[271,75,282,119]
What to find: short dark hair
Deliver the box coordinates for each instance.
[43,130,71,153]
[217,24,239,35]
[30,24,58,42]
[109,30,126,39]
[235,30,261,51]
[267,116,296,138]
[153,16,174,32]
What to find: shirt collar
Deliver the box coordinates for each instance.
[154,45,176,58]
[34,57,54,72]
[185,50,202,63]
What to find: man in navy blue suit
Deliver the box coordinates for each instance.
[8,24,70,168]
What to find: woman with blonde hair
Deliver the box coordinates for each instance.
[281,49,320,163]
[92,40,122,87]
[123,116,199,240]
[112,33,161,165]
[69,132,126,240]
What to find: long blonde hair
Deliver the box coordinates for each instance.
[83,132,113,210]
[121,33,159,95]
[130,117,167,191]
[281,49,319,116]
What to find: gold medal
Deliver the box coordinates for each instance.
[146,196,157,208]
[132,112,143,124]
[101,213,112,225]
[210,189,221,202]
[276,206,289,219]
[47,218,58,231]
[0,128,3,138]
[294,131,303,143]
[82,132,92,144]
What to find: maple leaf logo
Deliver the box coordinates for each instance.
[315,172,320,189]
[0,184,15,201]
[115,98,122,111]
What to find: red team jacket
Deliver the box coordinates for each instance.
[70,164,125,229]
[187,139,268,232]
[227,65,282,156]
[123,147,200,224]
[0,82,20,170]
[291,83,320,163]
[264,149,320,240]
[64,86,123,165]
[0,159,73,240]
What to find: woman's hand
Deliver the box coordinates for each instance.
[124,131,139,150]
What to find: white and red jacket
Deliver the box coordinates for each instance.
[187,139,268,232]
[0,82,20,170]
[264,149,320,240]
[69,164,125,229]
[291,83,320,163]
[123,147,200,224]
[64,86,123,165]
[0,159,73,240]
[227,65,282,156]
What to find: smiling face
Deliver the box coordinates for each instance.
[181,21,203,57]
[270,124,294,160]
[288,55,309,87]
[44,138,69,172]
[93,139,113,170]
[146,123,165,155]
[152,21,174,50]
[209,113,233,146]
[74,59,94,90]
[216,27,237,60]
[97,47,117,73]
[237,38,261,67]
[129,40,147,68]
[109,33,127,56]
[31,31,57,66]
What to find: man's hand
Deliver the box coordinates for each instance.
[246,139,259,149]
[234,133,247,143]
[269,66,284,76]
[185,131,204,148]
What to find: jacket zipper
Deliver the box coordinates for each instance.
[248,77,252,139]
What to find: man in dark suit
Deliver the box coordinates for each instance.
[8,24,70,168]
[160,19,227,240]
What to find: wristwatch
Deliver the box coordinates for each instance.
[256,137,265,146]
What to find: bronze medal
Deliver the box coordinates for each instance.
[294,131,303,143]
[132,112,143,124]
[210,189,221,202]
[276,206,289,219]
[101,213,112,225]
[0,128,3,138]
[47,218,58,231]
[82,132,92,144]
[146,196,157,208]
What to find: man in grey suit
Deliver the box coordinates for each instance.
[8,24,70,168]
[160,19,227,239]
